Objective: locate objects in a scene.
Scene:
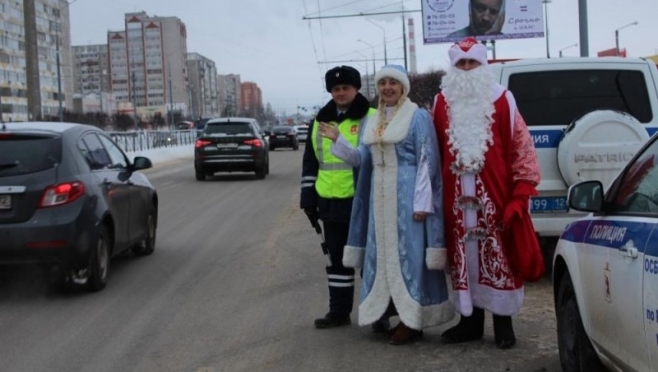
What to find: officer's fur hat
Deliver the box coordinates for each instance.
[325,65,361,92]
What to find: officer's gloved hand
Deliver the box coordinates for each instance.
[304,208,320,229]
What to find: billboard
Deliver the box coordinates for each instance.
[422,0,545,44]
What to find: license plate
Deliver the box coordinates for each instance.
[276,135,286,138]
[531,196,568,213]
[217,143,238,148]
[0,194,11,210]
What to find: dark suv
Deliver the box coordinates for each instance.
[269,126,299,151]
[194,118,270,180]
[0,122,158,292]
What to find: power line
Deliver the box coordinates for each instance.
[316,0,328,62]
[302,0,325,93]
[304,0,369,17]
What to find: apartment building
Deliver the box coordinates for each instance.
[187,52,218,119]
[0,0,74,121]
[217,73,241,117]
[240,81,262,117]
[107,12,188,118]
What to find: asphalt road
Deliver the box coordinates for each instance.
[0,144,562,372]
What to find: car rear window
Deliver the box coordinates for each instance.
[508,69,653,125]
[273,126,293,132]
[0,133,62,177]
[205,122,252,135]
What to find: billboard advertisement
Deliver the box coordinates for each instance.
[422,0,545,44]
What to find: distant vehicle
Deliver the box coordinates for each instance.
[176,121,194,130]
[269,125,299,151]
[194,117,270,180]
[195,117,213,137]
[553,131,658,372]
[0,122,158,292]
[295,124,309,143]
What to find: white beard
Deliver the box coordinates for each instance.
[441,66,496,174]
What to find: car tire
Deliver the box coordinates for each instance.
[293,143,299,151]
[266,157,270,175]
[556,272,605,372]
[195,169,205,181]
[132,207,157,256]
[255,164,266,179]
[88,225,110,292]
[270,146,275,151]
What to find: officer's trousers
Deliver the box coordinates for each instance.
[322,221,354,315]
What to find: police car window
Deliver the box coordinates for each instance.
[611,139,658,214]
[509,69,653,125]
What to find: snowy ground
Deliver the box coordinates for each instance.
[125,145,193,165]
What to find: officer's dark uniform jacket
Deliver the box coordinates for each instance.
[301,92,373,316]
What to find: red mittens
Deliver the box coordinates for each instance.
[503,182,538,228]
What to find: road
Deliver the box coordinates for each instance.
[0,144,562,372]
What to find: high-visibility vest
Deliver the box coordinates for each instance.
[311,113,370,199]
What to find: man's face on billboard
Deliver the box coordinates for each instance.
[470,0,503,34]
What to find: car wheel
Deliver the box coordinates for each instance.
[195,169,205,181]
[556,272,604,372]
[270,146,275,151]
[255,164,266,179]
[88,225,110,292]
[132,207,157,256]
[293,143,299,151]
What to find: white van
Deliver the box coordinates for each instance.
[489,57,658,238]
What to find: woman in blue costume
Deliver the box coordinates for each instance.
[319,65,454,344]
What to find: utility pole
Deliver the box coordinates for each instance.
[401,1,408,71]
[23,0,41,120]
[56,35,63,121]
[578,0,589,57]
[543,0,551,58]
[131,71,138,130]
[168,66,174,127]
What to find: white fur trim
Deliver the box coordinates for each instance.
[374,67,411,94]
[342,245,365,268]
[361,99,418,146]
[425,247,447,271]
[357,136,455,330]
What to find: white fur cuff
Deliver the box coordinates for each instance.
[426,248,447,270]
[343,245,365,268]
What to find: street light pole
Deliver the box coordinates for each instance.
[357,39,376,77]
[365,19,387,65]
[355,51,370,99]
[615,21,638,56]
[543,0,551,58]
[56,35,63,121]
[559,43,579,57]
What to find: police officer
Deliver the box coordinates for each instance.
[301,65,375,329]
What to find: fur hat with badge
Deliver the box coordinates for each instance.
[325,65,361,92]
[374,64,411,94]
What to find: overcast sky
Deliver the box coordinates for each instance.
[69,0,658,114]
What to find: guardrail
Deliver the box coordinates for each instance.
[108,130,197,152]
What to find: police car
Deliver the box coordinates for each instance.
[553,131,658,371]
[489,57,658,240]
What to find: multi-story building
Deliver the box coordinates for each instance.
[217,74,241,117]
[72,44,113,114]
[107,11,188,119]
[0,0,74,122]
[187,52,218,119]
[240,81,262,117]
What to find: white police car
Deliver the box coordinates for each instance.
[553,131,658,371]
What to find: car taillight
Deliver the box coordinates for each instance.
[244,139,262,147]
[195,139,212,148]
[39,182,85,208]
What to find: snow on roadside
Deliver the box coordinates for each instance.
[126,145,194,166]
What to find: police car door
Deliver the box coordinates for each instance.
[593,137,658,371]
[645,228,658,369]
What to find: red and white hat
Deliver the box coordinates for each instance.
[448,37,488,66]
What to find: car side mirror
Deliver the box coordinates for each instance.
[132,156,153,171]
[567,180,604,212]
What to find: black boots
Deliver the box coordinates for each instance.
[315,266,354,329]
[441,306,485,343]
[493,314,516,349]
[441,307,516,349]
[314,312,351,329]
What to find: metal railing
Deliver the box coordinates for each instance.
[108,130,197,152]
